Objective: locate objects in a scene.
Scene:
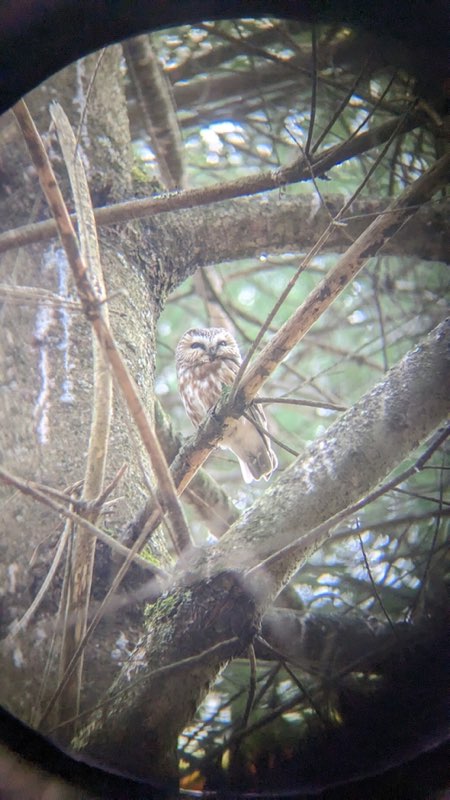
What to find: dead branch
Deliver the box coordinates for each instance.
[50,101,114,729]
[12,98,191,558]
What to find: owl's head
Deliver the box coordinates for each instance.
[175,327,241,374]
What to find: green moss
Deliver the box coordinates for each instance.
[130,155,163,195]
[140,544,165,566]
[144,590,184,626]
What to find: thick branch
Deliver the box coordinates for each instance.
[0,110,423,255]
[257,608,407,674]
[185,195,450,266]
[75,318,449,781]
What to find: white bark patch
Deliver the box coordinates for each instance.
[33,303,53,444]
[55,248,74,404]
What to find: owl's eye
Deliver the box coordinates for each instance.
[217,340,228,348]
[191,341,206,350]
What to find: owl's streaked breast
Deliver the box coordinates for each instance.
[179,359,233,426]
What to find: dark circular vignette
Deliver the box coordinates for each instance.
[0,1,448,798]
[0,0,448,115]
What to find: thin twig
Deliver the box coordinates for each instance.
[239,644,257,730]
[358,533,400,643]
[74,49,106,158]
[6,519,72,641]
[0,284,81,310]
[0,466,165,576]
[243,411,300,457]
[246,425,450,578]
[310,54,374,155]
[304,26,317,157]
[38,507,164,727]
[89,462,128,512]
[46,635,239,734]
[412,455,447,615]
[255,396,347,412]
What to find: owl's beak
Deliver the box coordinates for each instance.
[208,347,218,360]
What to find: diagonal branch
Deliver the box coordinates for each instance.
[123,35,184,190]
[169,151,450,496]
[12,98,192,558]
[238,150,450,403]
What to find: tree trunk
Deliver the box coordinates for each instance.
[0,46,171,718]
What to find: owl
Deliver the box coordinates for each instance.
[176,327,277,483]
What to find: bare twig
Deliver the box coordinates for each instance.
[38,507,164,727]
[240,644,257,731]
[243,411,300,458]
[304,26,317,157]
[74,49,106,157]
[91,462,128,512]
[6,519,72,641]
[255,396,347,412]
[46,635,240,735]
[358,533,400,643]
[0,284,81,310]
[0,466,164,576]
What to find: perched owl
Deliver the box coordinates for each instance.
[176,327,277,483]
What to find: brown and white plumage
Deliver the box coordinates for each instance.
[176,327,277,483]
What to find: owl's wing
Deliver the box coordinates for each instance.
[225,399,278,481]
[219,356,241,386]
[245,400,270,435]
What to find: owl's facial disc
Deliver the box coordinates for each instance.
[208,339,231,361]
